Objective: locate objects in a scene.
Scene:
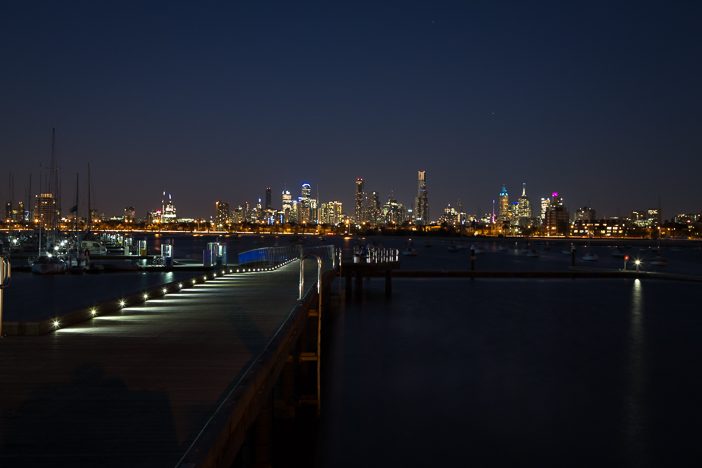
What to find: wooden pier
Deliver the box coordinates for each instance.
[340,248,400,299]
[0,254,335,467]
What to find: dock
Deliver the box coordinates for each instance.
[0,249,333,467]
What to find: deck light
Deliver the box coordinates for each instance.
[192,279,197,284]
[162,287,167,294]
[178,283,183,289]
[53,319,60,328]
[90,308,97,316]
[119,299,126,308]
[143,293,149,300]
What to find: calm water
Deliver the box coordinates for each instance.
[338,236,702,275]
[3,234,296,321]
[4,271,196,321]
[317,278,702,467]
[6,234,702,323]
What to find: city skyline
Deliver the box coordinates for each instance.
[1,2,700,217]
[0,166,685,222]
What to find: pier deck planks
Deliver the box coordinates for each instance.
[0,262,315,467]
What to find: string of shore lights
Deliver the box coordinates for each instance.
[51,257,298,330]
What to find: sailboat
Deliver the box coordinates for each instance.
[69,173,87,274]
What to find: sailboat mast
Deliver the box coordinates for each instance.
[49,128,58,236]
[87,163,91,232]
[27,173,32,223]
[74,173,79,232]
[74,172,80,260]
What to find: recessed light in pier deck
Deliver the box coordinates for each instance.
[143,293,149,300]
[178,283,183,289]
[90,308,97,316]
[53,319,60,329]
[119,299,126,308]
[162,288,167,294]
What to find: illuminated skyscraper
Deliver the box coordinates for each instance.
[366,191,381,224]
[498,184,510,222]
[161,192,177,223]
[215,201,230,227]
[354,178,364,223]
[540,197,551,221]
[301,183,311,200]
[414,170,429,224]
[516,183,532,227]
[320,201,343,225]
[34,193,57,227]
[298,183,312,223]
[282,190,292,222]
[544,192,569,235]
[382,197,407,225]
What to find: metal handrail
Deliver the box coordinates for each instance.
[174,267,321,468]
[298,252,326,416]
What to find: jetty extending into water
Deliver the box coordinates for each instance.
[0,246,336,467]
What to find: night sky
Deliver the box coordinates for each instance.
[1,1,701,219]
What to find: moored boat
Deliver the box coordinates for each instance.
[31,255,67,274]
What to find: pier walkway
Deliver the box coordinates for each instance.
[0,261,319,467]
